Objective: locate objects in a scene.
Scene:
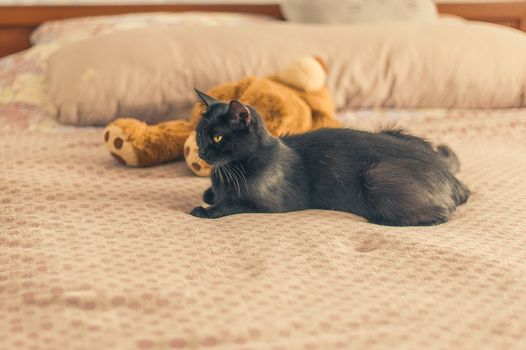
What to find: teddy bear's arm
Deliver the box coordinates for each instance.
[105,118,194,167]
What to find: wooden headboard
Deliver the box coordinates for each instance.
[436,2,526,31]
[1,2,526,58]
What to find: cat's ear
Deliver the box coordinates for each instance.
[194,88,218,109]
[227,100,252,127]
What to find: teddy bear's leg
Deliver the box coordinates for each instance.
[151,121,196,165]
[298,88,341,130]
[311,110,342,129]
[104,118,194,167]
[104,118,144,166]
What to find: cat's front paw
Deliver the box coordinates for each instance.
[190,206,210,218]
[203,188,215,205]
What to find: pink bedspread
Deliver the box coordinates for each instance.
[1,109,526,350]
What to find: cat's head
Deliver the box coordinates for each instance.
[194,89,266,166]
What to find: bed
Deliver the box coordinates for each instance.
[1,3,526,350]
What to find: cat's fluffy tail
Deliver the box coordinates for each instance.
[436,144,461,174]
[379,126,462,174]
[435,145,470,205]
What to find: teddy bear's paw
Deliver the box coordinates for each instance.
[184,131,212,177]
[104,124,140,166]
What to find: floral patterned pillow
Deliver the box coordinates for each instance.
[0,43,63,131]
[0,12,276,130]
[31,11,276,45]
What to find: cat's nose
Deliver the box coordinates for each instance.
[198,149,206,159]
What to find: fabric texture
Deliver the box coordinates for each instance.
[1,109,526,349]
[0,11,275,130]
[281,0,437,23]
[30,11,276,45]
[47,18,526,126]
[0,44,62,131]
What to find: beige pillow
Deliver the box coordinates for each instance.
[47,17,526,126]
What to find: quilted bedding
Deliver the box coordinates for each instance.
[1,109,526,350]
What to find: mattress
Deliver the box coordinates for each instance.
[1,108,526,350]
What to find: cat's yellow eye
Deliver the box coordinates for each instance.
[213,135,223,143]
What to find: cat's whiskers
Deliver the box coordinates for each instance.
[223,164,234,191]
[213,165,225,185]
[215,164,236,193]
[225,163,241,194]
[214,162,246,195]
[229,162,248,192]
[234,163,247,193]
[221,166,230,188]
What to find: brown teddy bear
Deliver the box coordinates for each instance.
[103,56,341,176]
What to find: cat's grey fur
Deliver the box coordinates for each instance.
[190,90,470,226]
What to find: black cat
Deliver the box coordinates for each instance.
[190,89,470,226]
